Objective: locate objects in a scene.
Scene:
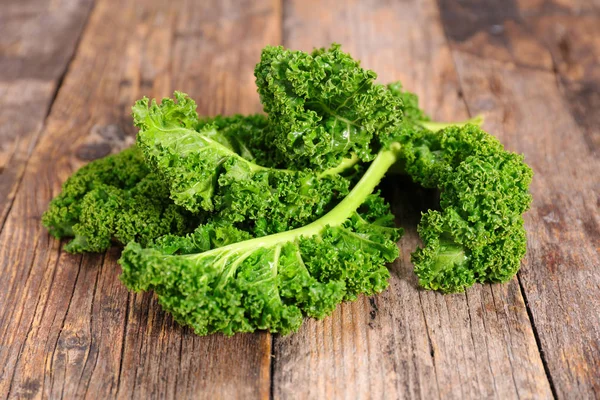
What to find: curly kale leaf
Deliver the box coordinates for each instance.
[120,193,401,336]
[387,82,431,124]
[43,146,148,238]
[42,146,200,253]
[195,113,283,167]
[254,44,404,169]
[120,147,403,336]
[400,125,533,292]
[215,165,350,236]
[133,92,353,235]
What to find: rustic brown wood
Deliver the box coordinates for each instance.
[0,0,281,398]
[0,0,94,232]
[437,0,600,397]
[273,0,553,399]
[2,0,599,398]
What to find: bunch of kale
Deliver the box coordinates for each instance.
[43,44,532,335]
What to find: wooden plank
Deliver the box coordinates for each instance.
[438,0,600,397]
[0,0,94,231]
[520,1,600,155]
[0,0,281,398]
[273,0,552,398]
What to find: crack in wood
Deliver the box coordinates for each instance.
[78,255,103,397]
[51,254,85,398]
[115,291,131,397]
[517,275,558,400]
[418,292,442,399]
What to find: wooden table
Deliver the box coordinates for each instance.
[1,0,598,398]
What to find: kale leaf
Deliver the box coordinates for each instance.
[120,148,403,335]
[42,146,200,253]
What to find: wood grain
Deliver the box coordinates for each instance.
[0,0,281,398]
[0,0,94,233]
[438,0,600,397]
[273,0,553,399]
[2,0,599,398]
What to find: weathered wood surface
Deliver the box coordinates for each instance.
[0,0,94,238]
[437,0,600,397]
[0,0,599,399]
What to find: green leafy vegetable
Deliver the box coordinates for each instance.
[120,147,403,335]
[255,44,403,169]
[43,43,534,338]
[397,124,533,292]
[387,82,431,124]
[42,146,200,253]
[196,113,276,167]
[251,43,532,293]
[133,92,355,235]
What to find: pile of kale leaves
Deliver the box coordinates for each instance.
[43,44,532,336]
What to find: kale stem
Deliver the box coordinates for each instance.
[185,143,402,259]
